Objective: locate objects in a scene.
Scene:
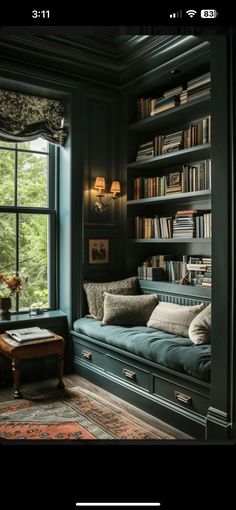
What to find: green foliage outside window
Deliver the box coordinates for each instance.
[0,139,51,311]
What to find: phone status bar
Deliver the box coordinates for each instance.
[0,7,231,27]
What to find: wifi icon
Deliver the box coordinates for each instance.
[186,9,197,17]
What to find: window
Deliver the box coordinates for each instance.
[0,138,56,312]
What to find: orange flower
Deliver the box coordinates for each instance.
[0,272,22,298]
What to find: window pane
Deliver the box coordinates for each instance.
[0,141,16,148]
[18,138,48,153]
[18,152,48,207]
[0,150,15,205]
[0,213,17,311]
[19,214,48,310]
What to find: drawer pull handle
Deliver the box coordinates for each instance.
[82,350,92,360]
[123,368,136,380]
[175,391,192,405]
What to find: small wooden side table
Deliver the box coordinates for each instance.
[0,332,65,398]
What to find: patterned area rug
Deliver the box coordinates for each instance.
[0,386,175,440]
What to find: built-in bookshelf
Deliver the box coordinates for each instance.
[126,64,212,297]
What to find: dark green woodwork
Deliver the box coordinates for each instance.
[127,145,211,170]
[129,239,211,243]
[127,190,211,205]
[82,85,122,286]
[72,331,209,439]
[128,96,210,133]
[0,35,209,88]
[139,280,211,302]
[205,37,232,439]
[0,34,236,439]
[232,36,236,442]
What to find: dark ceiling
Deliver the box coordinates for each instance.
[0,34,208,87]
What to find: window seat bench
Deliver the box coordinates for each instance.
[71,317,211,439]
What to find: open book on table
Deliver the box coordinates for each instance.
[5,327,54,342]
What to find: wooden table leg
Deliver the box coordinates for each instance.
[12,359,23,398]
[57,353,65,389]
[0,354,5,385]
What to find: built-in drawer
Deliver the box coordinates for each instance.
[107,355,150,392]
[73,338,104,369]
[154,375,209,415]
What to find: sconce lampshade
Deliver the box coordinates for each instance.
[110,181,121,194]
[94,177,106,190]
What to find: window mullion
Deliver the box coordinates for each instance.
[15,148,19,312]
[14,144,18,206]
[16,211,20,312]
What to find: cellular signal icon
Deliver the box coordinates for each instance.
[169,10,182,18]
[186,9,197,17]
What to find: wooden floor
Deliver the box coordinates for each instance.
[0,373,192,439]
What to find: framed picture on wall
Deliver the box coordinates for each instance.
[88,239,109,264]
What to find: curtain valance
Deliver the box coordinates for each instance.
[0,88,67,146]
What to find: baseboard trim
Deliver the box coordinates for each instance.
[206,406,232,439]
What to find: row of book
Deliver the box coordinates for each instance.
[136,72,211,121]
[138,254,212,286]
[133,159,211,199]
[136,117,211,161]
[134,210,212,239]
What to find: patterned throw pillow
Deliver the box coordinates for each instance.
[83,277,138,320]
[188,303,211,344]
[101,292,159,326]
[147,301,205,337]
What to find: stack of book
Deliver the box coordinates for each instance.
[136,141,154,160]
[150,94,181,116]
[162,130,183,154]
[173,209,197,238]
[187,72,211,102]
[136,73,211,121]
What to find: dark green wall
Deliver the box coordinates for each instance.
[81,85,122,286]
[1,35,236,438]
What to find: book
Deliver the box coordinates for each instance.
[5,327,54,342]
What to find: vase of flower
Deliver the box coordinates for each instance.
[0,272,22,320]
[0,297,12,320]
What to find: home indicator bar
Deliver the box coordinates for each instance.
[76,504,161,507]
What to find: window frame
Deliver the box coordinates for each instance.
[0,140,57,313]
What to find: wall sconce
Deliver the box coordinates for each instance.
[94,176,121,215]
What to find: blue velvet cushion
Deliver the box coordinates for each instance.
[74,318,211,382]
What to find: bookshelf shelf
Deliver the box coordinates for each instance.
[138,279,211,300]
[127,190,211,206]
[127,144,211,170]
[129,95,211,134]
[129,238,211,243]
[126,62,212,294]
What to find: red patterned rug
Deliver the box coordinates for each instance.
[0,386,175,440]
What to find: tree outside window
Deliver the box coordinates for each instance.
[0,138,56,312]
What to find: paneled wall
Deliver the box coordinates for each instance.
[82,86,123,285]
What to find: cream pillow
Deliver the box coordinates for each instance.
[188,303,211,345]
[147,301,205,337]
[102,292,158,326]
[83,277,138,320]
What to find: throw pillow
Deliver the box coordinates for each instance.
[101,292,159,326]
[83,276,138,320]
[147,301,205,337]
[188,303,211,345]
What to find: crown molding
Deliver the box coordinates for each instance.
[0,34,210,87]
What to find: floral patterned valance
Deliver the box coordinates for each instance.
[0,88,67,146]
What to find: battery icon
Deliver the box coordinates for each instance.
[201,9,218,18]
